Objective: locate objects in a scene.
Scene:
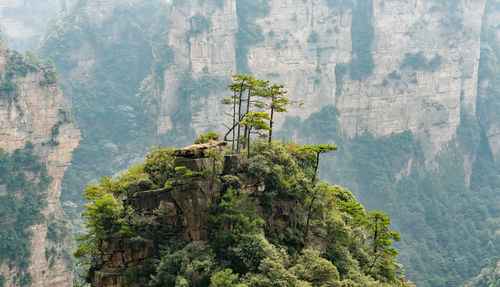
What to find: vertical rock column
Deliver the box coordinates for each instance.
[0,41,80,287]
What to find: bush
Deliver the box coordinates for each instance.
[143,147,176,187]
[291,250,340,285]
[149,242,216,287]
[189,13,212,35]
[401,52,441,72]
[195,132,220,144]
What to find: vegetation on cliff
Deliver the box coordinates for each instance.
[277,106,500,286]
[0,47,57,100]
[0,143,51,285]
[40,1,161,229]
[462,257,500,287]
[76,136,411,286]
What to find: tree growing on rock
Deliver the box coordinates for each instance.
[239,112,271,157]
[260,84,289,143]
[222,75,295,151]
[366,211,401,277]
[299,144,338,244]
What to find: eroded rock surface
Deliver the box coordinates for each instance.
[91,145,274,287]
[0,40,80,287]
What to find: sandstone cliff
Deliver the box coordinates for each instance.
[91,145,254,286]
[0,39,80,286]
[154,0,493,159]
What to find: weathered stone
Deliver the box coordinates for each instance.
[91,151,279,286]
[0,40,80,286]
[222,154,246,174]
[172,141,228,158]
[175,157,215,172]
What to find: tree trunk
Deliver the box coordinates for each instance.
[236,81,245,152]
[303,187,319,245]
[247,127,252,158]
[268,106,274,143]
[312,152,320,182]
[232,92,236,150]
[243,89,252,149]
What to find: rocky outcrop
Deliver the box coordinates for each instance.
[0,40,80,286]
[91,144,269,287]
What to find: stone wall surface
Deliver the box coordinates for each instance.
[0,40,80,287]
[478,0,500,159]
[156,0,238,135]
[153,0,499,162]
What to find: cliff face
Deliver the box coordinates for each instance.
[0,40,80,286]
[154,0,494,159]
[91,148,252,286]
[478,0,500,159]
[0,0,61,51]
[156,0,238,135]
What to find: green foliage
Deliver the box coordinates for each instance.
[0,48,54,100]
[0,275,4,287]
[19,273,33,286]
[149,242,216,287]
[246,141,313,201]
[78,138,406,286]
[190,13,212,35]
[366,211,401,279]
[290,250,339,286]
[0,143,50,283]
[288,104,500,286]
[210,188,264,255]
[5,49,40,78]
[47,217,71,241]
[39,68,58,87]
[152,43,174,85]
[349,0,375,80]
[143,146,176,187]
[401,52,441,72]
[210,269,240,287]
[0,80,18,100]
[195,132,221,144]
[45,247,56,260]
[462,258,500,287]
[240,112,271,134]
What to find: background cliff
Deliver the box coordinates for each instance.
[0,0,67,52]
[0,0,492,285]
[0,38,80,286]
